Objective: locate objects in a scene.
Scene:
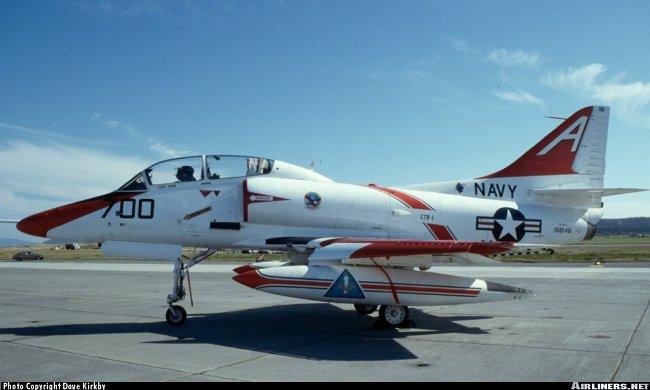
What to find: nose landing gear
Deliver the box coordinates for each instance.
[164,248,218,326]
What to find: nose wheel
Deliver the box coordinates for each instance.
[165,305,187,327]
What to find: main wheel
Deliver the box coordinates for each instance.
[165,305,187,327]
[379,305,410,327]
[354,304,378,315]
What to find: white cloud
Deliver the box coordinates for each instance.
[90,114,195,158]
[446,36,469,53]
[494,90,545,107]
[543,64,650,125]
[148,142,187,158]
[542,63,605,91]
[0,122,84,144]
[487,49,539,67]
[0,140,149,218]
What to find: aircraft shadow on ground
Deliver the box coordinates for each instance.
[0,304,491,361]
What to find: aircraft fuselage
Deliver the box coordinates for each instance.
[25,175,594,249]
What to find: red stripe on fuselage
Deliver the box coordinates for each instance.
[361,283,480,296]
[367,185,432,210]
[17,191,143,238]
[424,223,456,240]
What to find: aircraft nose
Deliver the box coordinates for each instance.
[16,192,141,239]
[17,209,65,238]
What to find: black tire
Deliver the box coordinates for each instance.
[354,304,378,315]
[15,257,22,262]
[379,305,410,327]
[165,305,187,327]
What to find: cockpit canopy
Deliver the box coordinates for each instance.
[118,155,274,191]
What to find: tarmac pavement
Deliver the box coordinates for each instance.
[0,261,648,382]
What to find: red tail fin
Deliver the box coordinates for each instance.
[481,106,606,178]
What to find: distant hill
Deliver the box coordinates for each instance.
[0,238,39,247]
[597,217,650,236]
[44,239,68,244]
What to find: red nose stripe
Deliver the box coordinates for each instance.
[17,192,141,238]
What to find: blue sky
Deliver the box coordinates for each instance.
[1,0,649,241]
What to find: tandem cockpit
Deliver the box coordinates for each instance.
[118,155,332,192]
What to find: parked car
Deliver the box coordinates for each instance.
[65,243,81,250]
[13,251,44,261]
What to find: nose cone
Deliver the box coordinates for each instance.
[16,191,143,239]
[17,210,58,238]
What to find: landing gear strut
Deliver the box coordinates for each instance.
[165,248,218,326]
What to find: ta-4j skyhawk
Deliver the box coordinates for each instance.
[15,106,644,327]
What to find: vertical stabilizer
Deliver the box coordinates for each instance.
[480,106,608,181]
[404,106,643,209]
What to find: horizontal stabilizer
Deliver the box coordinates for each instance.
[529,187,646,208]
[530,188,646,197]
[0,219,19,223]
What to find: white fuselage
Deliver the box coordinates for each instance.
[47,175,595,248]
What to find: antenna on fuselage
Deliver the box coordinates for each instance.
[309,160,322,171]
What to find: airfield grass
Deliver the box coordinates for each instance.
[2,235,650,263]
[0,243,287,262]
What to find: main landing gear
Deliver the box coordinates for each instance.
[354,303,411,328]
[165,248,218,327]
[379,305,410,327]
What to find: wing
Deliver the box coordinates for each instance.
[306,237,513,267]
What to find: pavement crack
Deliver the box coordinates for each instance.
[4,339,190,375]
[611,297,650,380]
